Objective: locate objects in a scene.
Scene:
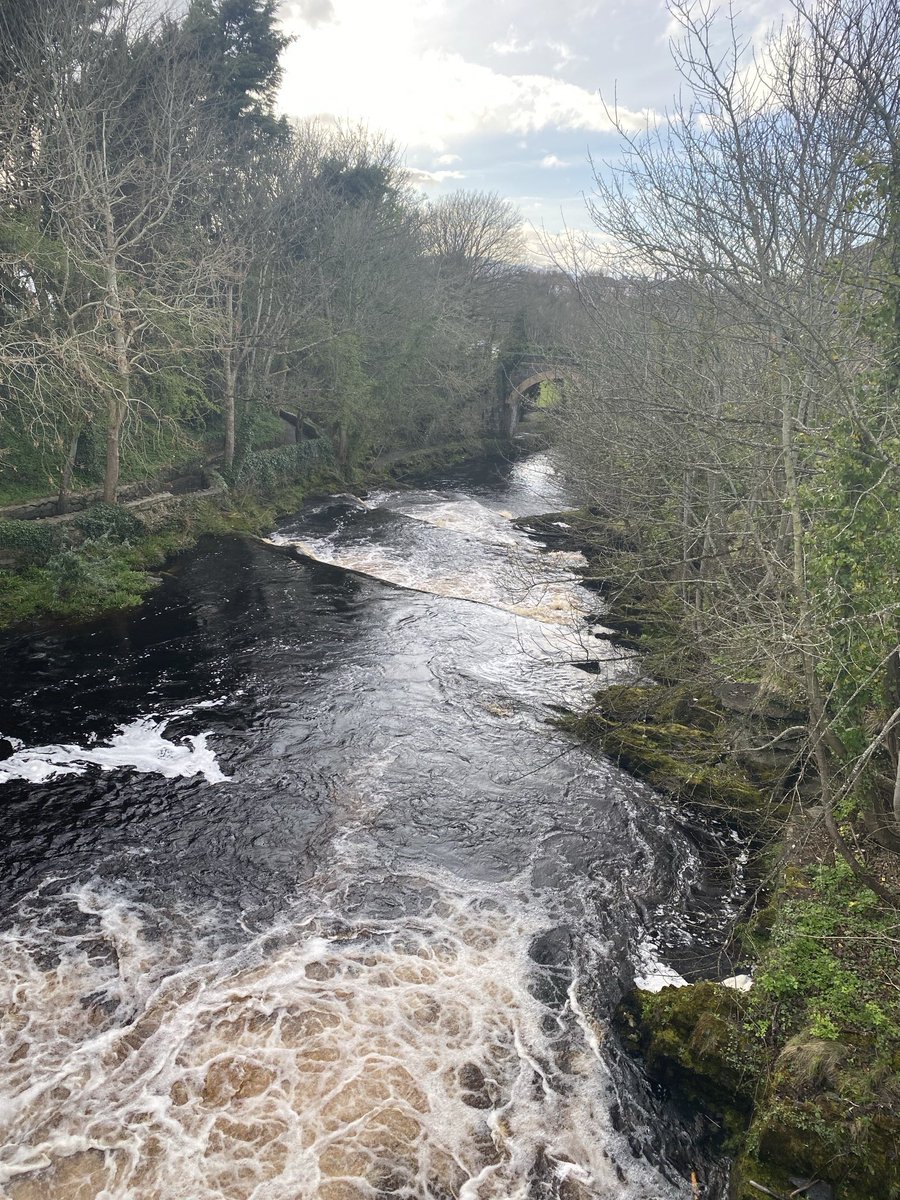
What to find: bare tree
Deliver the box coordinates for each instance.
[552,0,900,892]
[423,190,524,299]
[24,4,214,501]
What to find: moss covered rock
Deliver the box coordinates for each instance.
[733,1086,900,1200]
[563,684,769,822]
[616,982,759,1151]
[617,980,900,1199]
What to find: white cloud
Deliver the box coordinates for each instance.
[285,0,336,28]
[547,40,581,71]
[278,0,656,151]
[540,154,570,169]
[436,153,462,165]
[405,167,466,188]
[491,32,535,56]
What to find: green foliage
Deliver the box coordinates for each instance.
[0,418,69,494]
[237,405,285,453]
[536,380,560,408]
[302,331,374,465]
[185,0,289,135]
[74,504,145,543]
[143,368,212,423]
[0,519,63,564]
[0,212,71,279]
[805,418,900,757]
[751,862,900,1052]
[229,439,329,492]
[318,157,395,207]
[495,309,530,396]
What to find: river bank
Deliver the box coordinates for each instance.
[520,508,900,1200]
[0,435,509,630]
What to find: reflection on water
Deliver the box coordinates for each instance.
[0,453,742,1198]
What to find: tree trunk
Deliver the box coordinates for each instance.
[103,206,129,504]
[57,426,80,515]
[335,420,348,469]
[223,281,236,471]
[103,391,127,504]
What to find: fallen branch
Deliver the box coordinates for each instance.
[748,1183,790,1200]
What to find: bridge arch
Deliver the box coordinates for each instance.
[502,362,584,436]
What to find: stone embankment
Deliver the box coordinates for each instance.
[0,468,225,526]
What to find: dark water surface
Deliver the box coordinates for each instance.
[0,453,743,1199]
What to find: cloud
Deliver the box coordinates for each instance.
[540,154,570,169]
[405,167,467,188]
[436,153,462,165]
[286,0,336,27]
[491,32,535,56]
[278,1,656,151]
[546,40,581,71]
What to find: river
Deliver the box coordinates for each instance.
[0,452,746,1199]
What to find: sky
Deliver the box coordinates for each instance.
[277,0,789,257]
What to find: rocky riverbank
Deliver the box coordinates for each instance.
[518,507,900,1200]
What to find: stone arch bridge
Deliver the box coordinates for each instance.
[501,355,585,436]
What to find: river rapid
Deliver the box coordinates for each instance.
[0,452,746,1199]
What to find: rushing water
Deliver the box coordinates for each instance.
[0,453,746,1199]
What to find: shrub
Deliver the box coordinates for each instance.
[230,440,330,491]
[74,503,145,543]
[0,519,64,564]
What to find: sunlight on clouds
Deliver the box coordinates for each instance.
[524,224,621,270]
[405,167,467,188]
[278,0,655,151]
[491,33,536,56]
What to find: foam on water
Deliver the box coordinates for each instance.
[0,715,228,785]
[269,494,591,631]
[366,493,523,547]
[632,937,690,994]
[0,873,691,1200]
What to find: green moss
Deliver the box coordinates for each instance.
[734,1092,900,1200]
[562,684,766,819]
[615,982,760,1150]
